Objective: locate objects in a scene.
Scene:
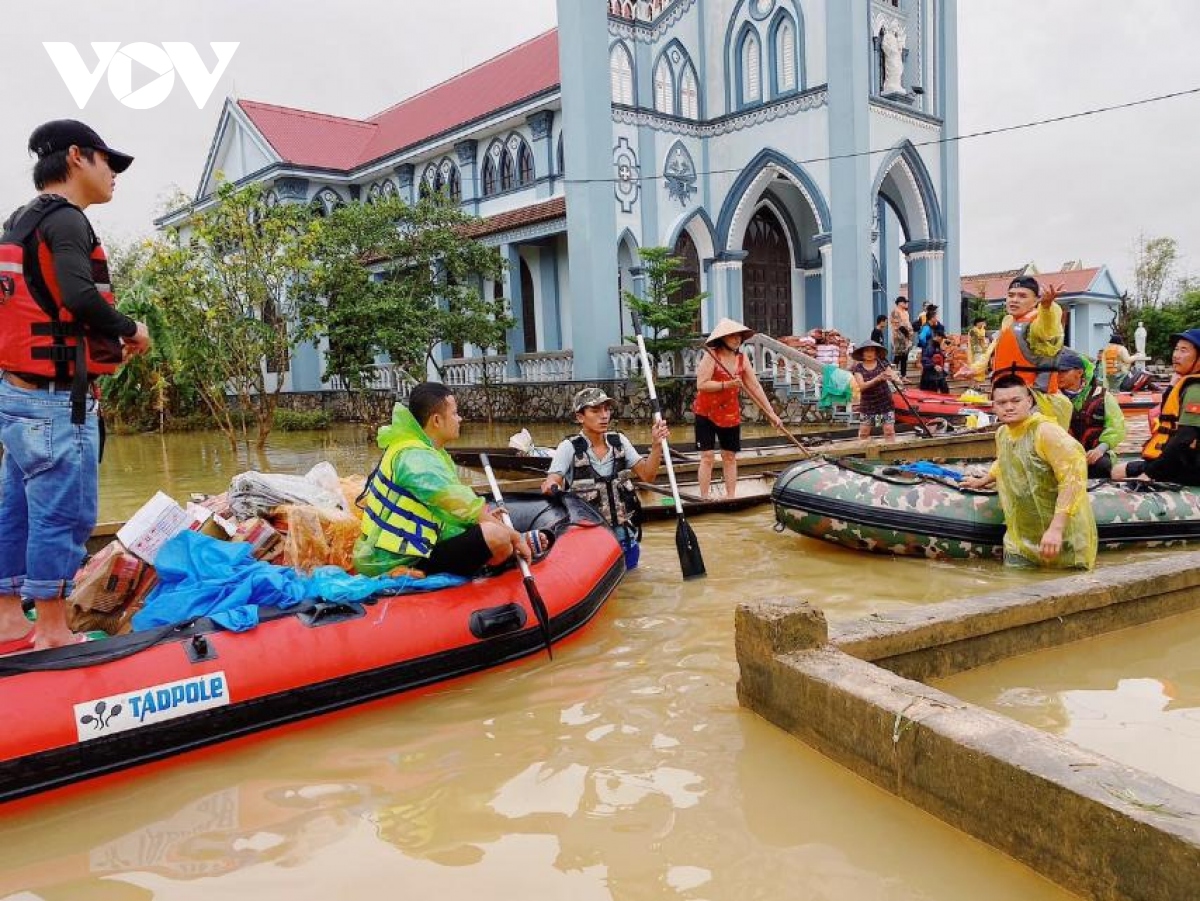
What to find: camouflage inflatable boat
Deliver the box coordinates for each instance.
[772,456,1200,560]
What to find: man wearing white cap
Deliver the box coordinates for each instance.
[693,318,782,499]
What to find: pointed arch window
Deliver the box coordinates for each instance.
[654,57,674,115]
[740,30,762,106]
[610,43,634,105]
[517,142,535,186]
[447,166,461,202]
[500,148,517,192]
[557,134,565,176]
[776,18,797,93]
[482,157,497,196]
[679,64,699,119]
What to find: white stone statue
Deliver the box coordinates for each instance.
[1135,321,1148,358]
[881,26,906,95]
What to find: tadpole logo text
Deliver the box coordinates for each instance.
[43,42,240,110]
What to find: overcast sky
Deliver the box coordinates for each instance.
[1,0,1197,293]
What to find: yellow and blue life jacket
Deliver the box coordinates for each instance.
[359,439,442,558]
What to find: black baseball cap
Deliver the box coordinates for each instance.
[28,119,134,173]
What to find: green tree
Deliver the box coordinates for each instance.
[293,193,508,418]
[622,246,706,367]
[145,181,315,448]
[1132,234,1179,313]
[1136,290,1200,362]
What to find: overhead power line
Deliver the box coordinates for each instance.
[561,86,1200,186]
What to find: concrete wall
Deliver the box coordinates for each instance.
[737,552,1200,901]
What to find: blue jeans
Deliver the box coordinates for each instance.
[0,378,98,601]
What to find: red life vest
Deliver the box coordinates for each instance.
[0,196,123,385]
[991,309,1060,393]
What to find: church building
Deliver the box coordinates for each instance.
[161,0,961,388]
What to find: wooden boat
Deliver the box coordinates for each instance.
[772,456,1200,560]
[0,494,622,805]
[635,472,778,521]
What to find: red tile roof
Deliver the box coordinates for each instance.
[963,267,1102,301]
[237,29,561,172]
[462,196,566,239]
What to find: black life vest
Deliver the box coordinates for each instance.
[568,433,643,541]
[1068,385,1108,451]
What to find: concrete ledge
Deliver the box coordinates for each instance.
[736,631,1200,901]
[736,554,1200,901]
[833,552,1200,682]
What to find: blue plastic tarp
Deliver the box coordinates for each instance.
[131,530,467,633]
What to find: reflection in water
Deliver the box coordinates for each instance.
[0,505,1079,900]
[941,608,1200,795]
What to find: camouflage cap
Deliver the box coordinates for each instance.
[573,387,617,413]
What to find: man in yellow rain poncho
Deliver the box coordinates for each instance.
[962,374,1097,570]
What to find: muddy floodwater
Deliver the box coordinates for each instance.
[0,426,1098,898]
[941,607,1200,796]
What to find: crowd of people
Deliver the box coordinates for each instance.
[1,118,1197,660]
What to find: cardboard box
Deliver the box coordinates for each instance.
[117,493,232,564]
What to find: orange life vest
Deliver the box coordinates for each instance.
[991,309,1059,393]
[1143,373,1200,460]
[1103,344,1126,376]
[0,196,123,386]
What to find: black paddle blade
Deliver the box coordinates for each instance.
[523,575,554,659]
[675,517,707,580]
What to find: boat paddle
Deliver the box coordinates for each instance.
[704,350,813,458]
[891,384,934,438]
[479,454,554,659]
[632,330,707,580]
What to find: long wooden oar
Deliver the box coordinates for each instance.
[707,351,812,458]
[633,335,706,580]
[891,384,934,438]
[479,454,553,659]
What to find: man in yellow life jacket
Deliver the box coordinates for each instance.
[958,275,1064,391]
[353,383,546,578]
[1112,329,1200,486]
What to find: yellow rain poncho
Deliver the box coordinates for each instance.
[352,403,485,576]
[988,411,1097,570]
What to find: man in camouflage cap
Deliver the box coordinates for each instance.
[541,387,670,568]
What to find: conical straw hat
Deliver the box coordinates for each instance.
[705,318,754,346]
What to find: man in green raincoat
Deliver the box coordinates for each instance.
[962,374,1097,569]
[353,383,541,578]
[1055,348,1125,479]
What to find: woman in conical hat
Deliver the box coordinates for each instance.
[693,318,783,499]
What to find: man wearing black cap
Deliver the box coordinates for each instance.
[0,119,150,653]
[958,275,1064,390]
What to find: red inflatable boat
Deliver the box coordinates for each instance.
[0,494,622,805]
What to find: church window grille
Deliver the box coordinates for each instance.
[610,43,634,105]
[654,57,675,115]
[740,30,762,105]
[679,64,699,119]
[776,19,797,93]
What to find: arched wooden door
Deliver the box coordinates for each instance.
[742,208,792,337]
[670,231,703,336]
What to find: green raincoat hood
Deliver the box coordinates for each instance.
[377,402,433,450]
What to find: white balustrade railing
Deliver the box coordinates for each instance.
[516,351,574,383]
[442,355,506,387]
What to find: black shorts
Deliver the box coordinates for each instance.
[1124,458,1200,486]
[695,415,741,453]
[422,525,493,577]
